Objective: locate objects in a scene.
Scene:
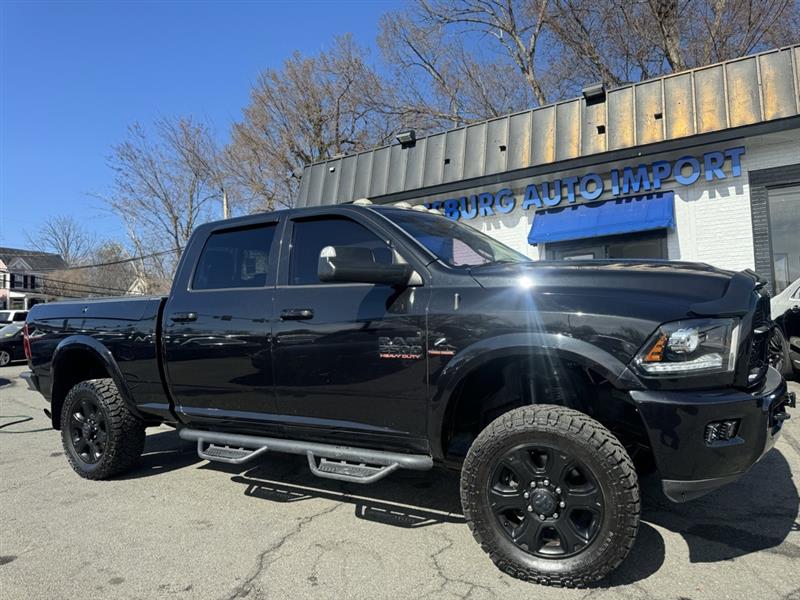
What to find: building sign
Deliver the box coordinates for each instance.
[425,146,745,221]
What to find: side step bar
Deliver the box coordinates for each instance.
[179,428,433,484]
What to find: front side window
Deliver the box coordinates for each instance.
[289,217,392,285]
[767,185,800,294]
[192,224,276,290]
[380,208,529,267]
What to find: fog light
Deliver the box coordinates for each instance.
[704,419,740,444]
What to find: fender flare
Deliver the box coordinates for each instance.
[50,335,145,426]
[427,332,643,461]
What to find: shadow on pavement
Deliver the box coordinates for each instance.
[124,429,799,585]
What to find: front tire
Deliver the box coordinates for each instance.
[460,405,639,587]
[769,327,793,378]
[60,378,146,479]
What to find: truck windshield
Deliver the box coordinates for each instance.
[381,209,530,267]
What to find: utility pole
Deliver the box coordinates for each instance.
[222,188,229,219]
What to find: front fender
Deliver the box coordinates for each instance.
[427,332,644,461]
[51,335,144,424]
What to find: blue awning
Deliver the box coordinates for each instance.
[528,192,675,244]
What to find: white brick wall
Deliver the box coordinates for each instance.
[466,130,799,268]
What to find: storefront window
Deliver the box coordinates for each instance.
[767,185,800,294]
[545,231,668,261]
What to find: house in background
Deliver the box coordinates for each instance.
[0,247,68,310]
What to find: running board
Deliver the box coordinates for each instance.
[179,428,433,483]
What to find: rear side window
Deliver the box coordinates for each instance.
[192,224,276,290]
[12,312,27,322]
[289,216,392,285]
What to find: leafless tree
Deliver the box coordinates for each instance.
[103,117,221,281]
[227,35,396,211]
[25,215,96,266]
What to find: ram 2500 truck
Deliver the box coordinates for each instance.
[23,203,795,586]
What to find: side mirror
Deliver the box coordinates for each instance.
[317,246,414,286]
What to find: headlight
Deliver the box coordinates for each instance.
[634,318,739,376]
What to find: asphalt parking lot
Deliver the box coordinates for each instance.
[1,362,799,600]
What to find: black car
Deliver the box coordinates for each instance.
[771,277,800,378]
[23,204,794,587]
[0,323,25,366]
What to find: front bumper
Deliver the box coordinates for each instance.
[630,367,793,502]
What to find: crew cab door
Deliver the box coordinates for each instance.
[272,211,429,452]
[163,217,281,428]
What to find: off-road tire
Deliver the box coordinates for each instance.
[769,328,793,378]
[460,404,640,587]
[61,378,146,479]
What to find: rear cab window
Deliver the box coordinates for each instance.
[192,224,277,290]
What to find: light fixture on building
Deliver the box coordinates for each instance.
[396,130,416,148]
[582,82,606,104]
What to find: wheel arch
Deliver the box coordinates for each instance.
[49,336,142,430]
[429,333,647,463]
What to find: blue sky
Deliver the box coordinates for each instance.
[0,0,399,249]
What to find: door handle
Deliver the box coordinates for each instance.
[169,312,198,323]
[280,308,314,321]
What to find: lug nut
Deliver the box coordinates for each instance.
[539,514,546,520]
[553,512,559,518]
[527,506,533,512]
[543,479,550,486]
[523,492,529,499]
[559,501,566,508]
[555,487,561,494]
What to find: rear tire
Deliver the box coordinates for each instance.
[60,378,146,479]
[0,350,10,366]
[460,404,639,587]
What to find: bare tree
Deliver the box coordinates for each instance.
[226,35,395,211]
[103,117,221,282]
[25,215,96,266]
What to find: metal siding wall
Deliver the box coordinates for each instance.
[386,143,407,194]
[607,87,634,150]
[306,163,326,207]
[338,155,357,203]
[694,66,726,132]
[635,80,665,145]
[726,59,761,127]
[464,123,486,179]
[507,112,531,170]
[353,152,373,200]
[320,158,341,205]
[296,166,312,207]
[369,147,390,197]
[759,50,795,120]
[555,101,580,160]
[423,134,445,187]
[404,138,426,191]
[664,74,695,139]
[485,117,509,175]
[531,106,555,165]
[581,101,606,156]
[443,128,466,183]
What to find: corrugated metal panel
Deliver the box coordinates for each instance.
[295,44,800,207]
[484,117,509,175]
[423,133,445,187]
[607,86,634,150]
[759,50,795,120]
[555,100,580,160]
[531,105,555,165]
[663,73,695,138]
[386,143,407,194]
[443,128,466,183]
[463,123,486,179]
[320,158,341,205]
[635,80,664,145]
[726,58,761,127]
[403,137,426,191]
[507,111,531,170]
[338,155,357,203]
[369,146,390,197]
[694,65,727,132]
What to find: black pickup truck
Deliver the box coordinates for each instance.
[23,203,794,586]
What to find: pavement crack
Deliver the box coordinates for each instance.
[221,501,343,600]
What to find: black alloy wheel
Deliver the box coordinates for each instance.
[489,443,603,558]
[769,328,792,377]
[68,396,108,464]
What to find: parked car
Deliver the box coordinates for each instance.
[0,310,27,324]
[23,204,794,587]
[771,277,800,379]
[0,323,25,366]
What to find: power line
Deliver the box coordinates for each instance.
[26,248,182,272]
[34,275,130,294]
